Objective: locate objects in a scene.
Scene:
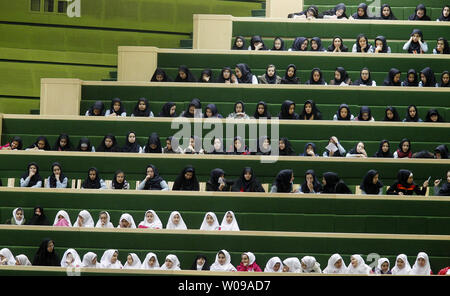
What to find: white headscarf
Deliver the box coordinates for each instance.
[141,252,160,270]
[282,257,301,273]
[220,211,240,231]
[300,256,321,273]
[117,213,137,228]
[138,210,163,229]
[74,210,95,228]
[200,212,220,230]
[81,252,100,268]
[53,210,72,227]
[244,252,256,265]
[166,211,187,230]
[346,254,372,274]
[210,249,237,272]
[60,248,82,268]
[323,253,347,274]
[95,211,114,228]
[0,248,16,265]
[160,254,181,270]
[15,254,32,266]
[12,208,25,225]
[410,252,431,275]
[375,258,390,274]
[100,249,123,269]
[123,253,142,269]
[391,254,411,275]
[264,256,283,272]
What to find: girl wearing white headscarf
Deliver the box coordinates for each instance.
[123,253,142,269]
[346,254,372,274]
[322,254,347,274]
[53,210,72,227]
[209,250,237,272]
[200,212,220,231]
[282,257,301,273]
[410,252,432,275]
[138,210,163,229]
[15,254,32,266]
[61,248,82,268]
[73,210,95,228]
[160,254,181,270]
[391,254,412,275]
[5,208,26,225]
[141,252,160,270]
[0,248,16,265]
[236,252,262,272]
[220,211,240,231]
[264,256,283,272]
[81,252,100,268]
[100,249,123,269]
[95,211,114,228]
[300,256,322,273]
[166,211,187,230]
[117,213,137,229]
[374,258,391,274]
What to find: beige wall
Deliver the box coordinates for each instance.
[193,14,233,50]
[117,46,158,82]
[40,79,81,115]
[266,0,302,18]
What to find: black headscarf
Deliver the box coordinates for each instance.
[229,136,248,155]
[397,169,413,187]
[353,67,373,86]
[28,136,51,150]
[190,254,210,271]
[231,167,264,192]
[332,66,350,85]
[144,132,162,153]
[336,104,352,120]
[289,5,319,18]
[54,133,72,151]
[158,102,177,117]
[82,167,101,189]
[435,38,450,54]
[408,4,431,21]
[253,101,271,119]
[379,4,397,20]
[355,34,371,53]
[321,172,340,193]
[356,106,372,121]
[97,134,120,152]
[142,164,164,190]
[403,69,419,87]
[438,6,450,21]
[112,170,127,189]
[434,145,449,159]
[207,168,226,191]
[301,142,318,156]
[300,169,322,193]
[352,3,371,19]
[199,69,213,83]
[27,206,50,226]
[300,99,322,120]
[360,170,383,195]
[327,36,348,52]
[7,136,23,150]
[250,35,267,50]
[108,98,125,116]
[21,162,42,187]
[374,139,393,158]
[348,142,366,155]
[279,137,295,155]
[404,105,421,122]
[76,137,92,152]
[278,100,299,119]
[384,106,400,122]
[216,67,232,83]
[173,166,199,191]
[48,162,67,188]
[151,68,171,82]
[291,37,308,51]
[235,63,254,84]
[280,64,300,84]
[132,98,152,117]
[374,36,389,53]
[256,136,271,155]
[306,68,326,85]
[383,68,402,86]
[232,36,246,50]
[122,131,140,153]
[439,71,450,87]
[263,64,278,84]
[233,101,246,114]
[204,103,223,118]
[320,3,347,19]
[182,98,202,118]
[420,67,437,87]
[87,100,105,116]
[175,65,196,82]
[272,37,285,51]
[207,136,225,154]
[425,109,444,122]
[274,169,293,193]
[310,37,324,51]
[32,239,60,266]
[408,29,424,54]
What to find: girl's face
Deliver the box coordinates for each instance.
[289,104,295,115]
[226,213,233,224]
[53,166,61,175]
[59,138,67,148]
[333,38,341,48]
[357,7,364,16]
[301,40,308,50]
[305,104,313,116]
[244,171,252,181]
[205,108,213,118]
[172,214,180,225]
[306,145,314,154]
[78,216,84,225]
[362,112,369,121]
[235,38,244,48]
[206,214,214,226]
[213,138,222,150]
[146,212,154,223]
[287,67,295,78]
[376,40,383,48]
[351,257,359,267]
[155,74,163,81]
[263,138,270,149]
[442,73,450,84]
[257,104,265,115]
[359,38,367,48]
[15,210,23,221]
[235,67,242,78]
[89,170,97,181]
[283,265,290,272]
[100,213,107,224]
[335,259,342,269]
[267,67,275,78]
[416,9,424,18]
[396,258,405,269]
[92,257,97,264]
[408,73,415,83]
[11,141,19,149]
[340,108,348,118]
[166,140,172,150]
[372,174,379,184]
[189,106,195,115]
[170,105,176,115]
[279,140,285,150]
[66,253,74,263]
[235,103,243,113]
[111,252,118,264]
[361,70,370,80]
[407,175,414,184]
[418,258,426,267]
[234,140,242,150]
[413,33,421,43]
[334,71,341,81]
[120,219,130,228]
[386,110,394,120]
[165,259,173,269]
[94,109,101,115]
[444,7,450,17]
[37,140,46,149]
[393,73,401,83]
[113,102,121,112]
[149,257,156,266]
[409,107,417,118]
[58,215,64,221]
[313,71,320,82]
[47,241,54,253]
[301,262,307,270]
[274,39,282,49]
[382,6,390,17]
[306,174,314,184]
[146,167,154,178]
[381,262,389,272]
[311,40,318,50]
[437,40,444,51]
[105,137,113,148]
[184,171,193,180]
[357,142,365,152]
[202,74,210,82]
[179,71,187,80]
[138,101,146,111]
[273,262,281,272]
[197,257,205,266]
[290,173,295,183]
[382,142,390,153]
[128,133,136,144]
[35,208,41,216]
[223,69,231,79]
[402,141,410,153]
[241,254,249,266]
[116,172,125,184]
[218,253,226,265]
[430,114,438,122]
[336,9,344,17]
[127,255,133,266]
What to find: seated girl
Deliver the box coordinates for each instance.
[236,252,262,272]
[248,35,267,51]
[81,167,107,189]
[150,68,171,82]
[329,67,351,86]
[289,37,308,51]
[305,68,327,85]
[401,69,419,87]
[138,210,163,229]
[209,250,237,272]
[105,98,126,117]
[333,104,354,120]
[280,64,300,84]
[403,105,423,122]
[383,68,402,86]
[96,134,120,152]
[137,164,169,191]
[20,162,43,188]
[271,37,285,51]
[100,250,123,269]
[370,36,391,53]
[204,103,224,118]
[199,212,220,231]
[172,166,199,191]
[346,141,368,158]
[257,64,281,84]
[158,102,177,117]
[76,137,95,152]
[232,63,258,84]
[53,133,72,151]
[299,169,322,194]
[393,138,413,158]
[419,67,438,87]
[174,65,196,82]
[198,69,213,83]
[386,169,428,195]
[122,131,142,153]
[53,210,72,227]
[130,98,154,117]
[323,136,346,157]
[0,136,22,150]
[143,132,162,153]
[354,106,375,121]
[162,136,184,153]
[359,170,383,195]
[165,211,187,230]
[352,68,376,86]
[278,100,299,120]
[403,29,428,54]
[408,4,431,21]
[271,169,297,193]
[232,36,245,50]
[327,36,348,52]
[227,101,250,119]
[26,136,51,151]
[231,167,265,192]
[206,168,232,191]
[299,99,322,120]
[85,101,105,116]
[45,162,68,188]
[111,170,130,190]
